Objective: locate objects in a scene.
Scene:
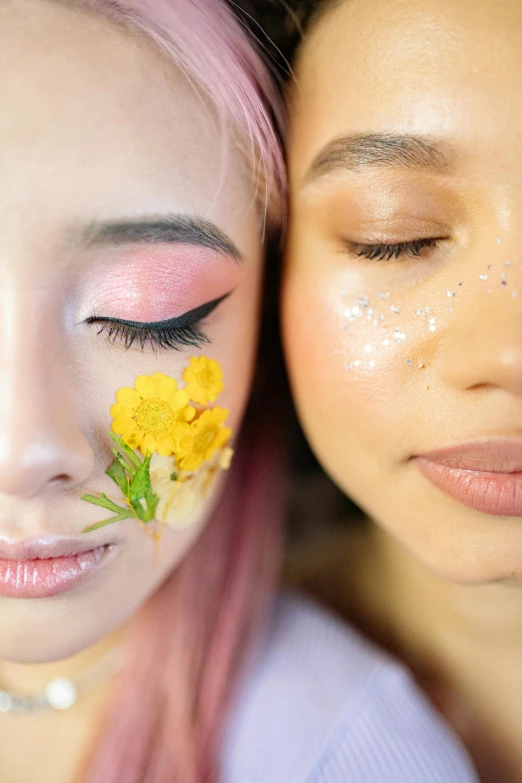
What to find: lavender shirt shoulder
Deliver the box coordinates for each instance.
[222,593,478,783]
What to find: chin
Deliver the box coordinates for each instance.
[406,531,522,586]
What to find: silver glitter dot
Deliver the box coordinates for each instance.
[364,344,373,353]
[416,308,425,316]
[355,297,370,308]
[488,264,493,270]
[379,314,385,321]
[496,238,502,244]
[479,274,488,280]
[429,325,436,332]
[394,327,401,333]
[501,281,507,287]
[447,307,452,312]
[425,306,431,312]
[458,281,463,286]
[353,360,361,367]
[505,261,511,267]
[379,292,390,299]
[406,360,412,366]
[429,318,435,324]
[341,291,346,297]
[369,360,376,368]
[512,290,518,297]
[390,305,400,314]
[400,333,406,340]
[0,692,12,713]
[346,363,353,370]
[446,291,452,297]
[373,319,379,326]
[383,339,390,346]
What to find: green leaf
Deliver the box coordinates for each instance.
[81,492,126,514]
[105,454,129,496]
[109,431,142,469]
[111,449,133,475]
[81,492,133,533]
[128,453,159,522]
[83,511,133,533]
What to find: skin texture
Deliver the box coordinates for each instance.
[284,0,522,778]
[0,0,262,715]
[0,2,266,780]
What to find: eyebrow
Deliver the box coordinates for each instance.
[78,214,242,261]
[305,133,453,183]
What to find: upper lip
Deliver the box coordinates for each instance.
[417,438,522,473]
[0,535,120,561]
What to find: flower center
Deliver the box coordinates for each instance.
[135,398,177,434]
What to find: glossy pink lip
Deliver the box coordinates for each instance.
[416,439,522,517]
[0,536,120,599]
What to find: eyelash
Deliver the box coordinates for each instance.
[351,237,439,262]
[86,293,230,353]
[92,321,209,352]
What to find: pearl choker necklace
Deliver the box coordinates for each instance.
[0,650,123,714]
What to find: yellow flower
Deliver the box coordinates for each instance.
[183,356,224,405]
[110,372,195,456]
[176,407,231,472]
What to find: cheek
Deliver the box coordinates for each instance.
[283,263,416,472]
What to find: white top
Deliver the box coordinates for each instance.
[222,593,478,782]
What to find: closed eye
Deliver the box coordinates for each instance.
[86,292,230,352]
[347,237,441,262]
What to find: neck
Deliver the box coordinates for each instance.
[349,523,522,781]
[362,524,522,664]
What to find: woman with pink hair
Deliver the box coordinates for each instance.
[0,1,478,781]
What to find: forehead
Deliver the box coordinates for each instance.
[291,0,522,171]
[0,0,253,246]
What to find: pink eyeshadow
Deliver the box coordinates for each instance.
[87,244,242,321]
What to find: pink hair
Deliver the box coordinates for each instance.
[74,1,285,782]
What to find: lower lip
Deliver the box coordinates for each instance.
[417,459,522,516]
[0,545,113,599]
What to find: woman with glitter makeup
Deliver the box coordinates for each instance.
[280,0,522,780]
[0,1,480,782]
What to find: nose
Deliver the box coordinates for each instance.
[441,280,522,396]
[0,292,95,499]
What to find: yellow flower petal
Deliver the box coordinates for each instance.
[116,387,141,408]
[179,405,196,422]
[110,403,134,419]
[124,429,144,449]
[135,375,156,399]
[172,389,190,410]
[112,417,136,435]
[156,434,175,457]
[140,433,157,455]
[152,373,178,400]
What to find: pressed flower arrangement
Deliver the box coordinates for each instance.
[82,357,233,533]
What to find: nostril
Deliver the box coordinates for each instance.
[50,473,72,486]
